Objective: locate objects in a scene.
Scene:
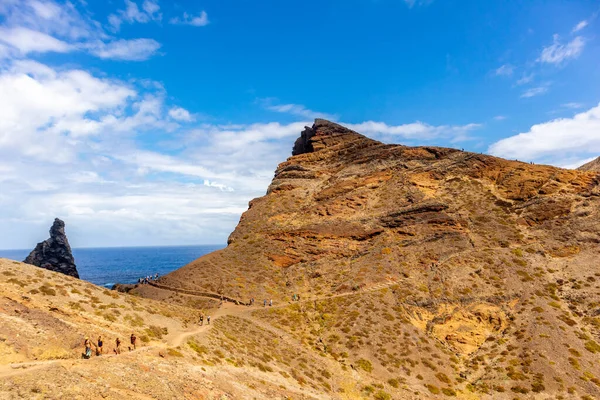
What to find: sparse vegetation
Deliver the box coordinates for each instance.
[356,358,373,373]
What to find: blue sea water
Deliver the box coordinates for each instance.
[0,245,224,288]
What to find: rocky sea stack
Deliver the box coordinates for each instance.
[24,218,79,278]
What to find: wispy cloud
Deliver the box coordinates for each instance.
[169,11,210,27]
[0,26,72,55]
[0,0,162,61]
[520,84,549,98]
[562,102,584,109]
[262,100,338,120]
[572,20,588,33]
[538,34,585,64]
[345,121,482,143]
[108,0,162,32]
[515,73,534,86]
[493,115,507,121]
[494,64,514,77]
[88,38,161,61]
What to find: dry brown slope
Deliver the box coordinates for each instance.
[0,259,329,400]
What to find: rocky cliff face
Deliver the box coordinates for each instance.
[24,218,79,278]
[578,156,600,172]
[156,120,600,397]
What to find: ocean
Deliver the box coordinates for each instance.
[0,245,224,288]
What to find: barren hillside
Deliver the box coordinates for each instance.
[0,259,333,399]
[151,119,600,398]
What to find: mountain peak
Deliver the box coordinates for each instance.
[291,119,375,156]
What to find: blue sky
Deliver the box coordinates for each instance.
[0,0,599,249]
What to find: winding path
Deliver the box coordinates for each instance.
[0,279,401,380]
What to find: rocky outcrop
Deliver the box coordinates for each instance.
[578,156,600,172]
[24,218,79,278]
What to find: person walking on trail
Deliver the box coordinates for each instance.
[207,315,211,325]
[269,299,273,307]
[83,337,92,359]
[130,333,137,350]
[114,338,122,355]
[97,335,104,355]
[263,299,267,307]
[200,314,205,326]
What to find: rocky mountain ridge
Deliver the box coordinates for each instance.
[149,119,600,398]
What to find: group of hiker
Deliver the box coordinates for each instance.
[246,296,305,306]
[247,298,274,307]
[198,313,211,325]
[83,333,138,359]
[138,273,159,284]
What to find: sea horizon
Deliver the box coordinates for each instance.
[0,243,226,252]
[0,244,224,288]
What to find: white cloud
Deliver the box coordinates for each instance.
[0,0,162,61]
[488,103,600,163]
[0,60,136,162]
[203,180,234,192]
[538,35,585,64]
[0,26,72,55]
[516,73,534,86]
[108,0,162,32]
[88,38,161,61]
[168,106,194,122]
[142,0,161,19]
[0,0,98,40]
[494,64,514,77]
[493,115,507,121]
[169,11,209,27]
[572,20,588,33]
[264,101,337,120]
[520,85,549,98]
[345,121,481,142]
